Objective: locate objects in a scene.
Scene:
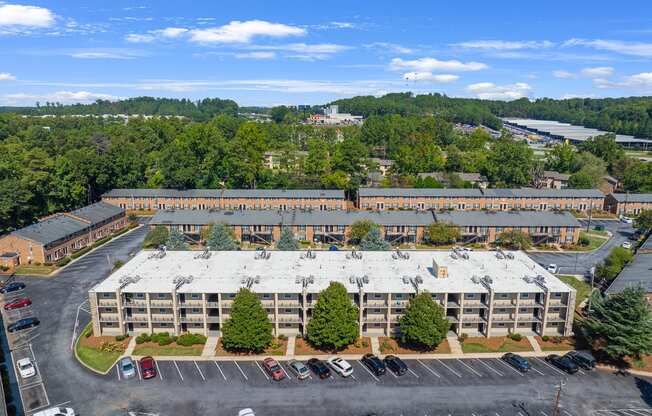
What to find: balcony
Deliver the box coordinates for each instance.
[277,315,302,323]
[546,315,567,322]
[548,299,567,307]
[178,300,203,307]
[446,301,461,308]
[206,316,220,323]
[389,314,403,323]
[123,299,147,307]
[260,300,275,307]
[99,314,119,322]
[493,299,517,306]
[463,300,489,308]
[460,315,487,323]
[492,314,515,322]
[363,315,387,323]
[150,300,172,306]
[446,316,459,323]
[179,315,204,323]
[277,300,302,308]
[206,302,220,308]
[389,299,410,307]
[364,300,388,307]
[123,315,149,322]
[150,314,174,322]
[519,299,544,307]
[518,315,542,322]
[98,299,118,306]
[221,300,235,307]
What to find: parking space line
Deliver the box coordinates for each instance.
[117,365,121,381]
[277,362,292,381]
[534,357,567,376]
[435,359,462,378]
[136,360,142,380]
[407,368,419,378]
[155,360,163,380]
[350,374,356,380]
[388,367,398,378]
[356,360,380,382]
[540,411,549,416]
[214,361,226,381]
[416,359,440,378]
[578,369,586,375]
[628,410,652,416]
[173,361,184,382]
[457,359,482,377]
[255,361,270,380]
[194,361,206,381]
[475,359,503,376]
[233,361,248,381]
[562,411,573,416]
[495,359,525,377]
[529,365,545,376]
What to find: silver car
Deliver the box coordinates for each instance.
[288,360,310,380]
[119,357,136,379]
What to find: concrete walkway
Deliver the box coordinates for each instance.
[124,337,137,356]
[201,336,219,357]
[370,337,380,355]
[447,336,463,355]
[527,336,542,353]
[286,336,296,356]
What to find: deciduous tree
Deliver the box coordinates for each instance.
[307,282,359,350]
[399,293,450,349]
[427,222,461,245]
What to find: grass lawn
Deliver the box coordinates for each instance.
[132,342,203,356]
[563,232,608,252]
[378,337,451,354]
[75,324,129,373]
[558,275,592,308]
[461,336,533,353]
[14,264,58,276]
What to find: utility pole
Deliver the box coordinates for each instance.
[587,266,595,313]
[552,379,566,416]
[586,201,593,232]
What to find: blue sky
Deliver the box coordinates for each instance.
[1,0,651,106]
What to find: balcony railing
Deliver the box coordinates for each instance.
[548,299,567,307]
[179,316,204,323]
[277,301,302,307]
[460,315,487,323]
[493,299,517,306]
[389,299,410,307]
[492,314,515,322]
[446,301,461,308]
[363,316,387,323]
[123,299,147,307]
[206,316,220,323]
[364,301,388,307]
[150,300,173,306]
[206,302,220,308]
[98,299,118,306]
[277,315,302,323]
[150,315,174,322]
[123,315,149,322]
[99,314,119,322]
[463,300,489,307]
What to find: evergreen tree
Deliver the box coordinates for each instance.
[206,223,238,250]
[360,227,390,251]
[582,287,652,360]
[307,282,359,350]
[399,292,450,349]
[276,227,300,250]
[143,225,169,249]
[166,228,188,251]
[221,288,273,352]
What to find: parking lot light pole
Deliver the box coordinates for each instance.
[552,378,566,416]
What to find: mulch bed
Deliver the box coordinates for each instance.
[462,336,533,352]
[626,355,652,372]
[215,338,288,356]
[534,336,579,351]
[378,337,451,354]
[80,335,130,350]
[294,337,372,355]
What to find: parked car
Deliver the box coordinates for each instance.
[4,297,31,310]
[546,264,559,274]
[565,351,596,370]
[622,241,633,249]
[327,356,353,377]
[361,354,386,376]
[262,357,285,381]
[33,407,75,416]
[288,360,310,380]
[384,355,408,376]
[306,358,331,379]
[119,357,136,379]
[7,317,39,332]
[238,409,255,416]
[16,357,36,379]
[0,282,26,294]
[620,216,634,224]
[139,356,157,379]
[546,354,579,374]
[502,353,530,373]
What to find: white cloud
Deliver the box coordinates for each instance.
[1,91,119,106]
[403,72,459,82]
[364,42,414,54]
[68,49,145,59]
[466,82,532,100]
[552,70,576,79]
[125,27,188,43]
[189,20,305,44]
[390,57,487,72]
[595,72,652,91]
[0,4,55,27]
[247,43,350,60]
[563,38,652,57]
[452,40,554,50]
[580,66,614,78]
[0,72,16,80]
[234,51,276,60]
[157,27,188,38]
[125,33,155,43]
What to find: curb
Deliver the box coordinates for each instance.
[597,364,652,378]
[73,332,117,376]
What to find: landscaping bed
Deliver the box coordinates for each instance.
[132,342,203,356]
[563,232,608,252]
[14,264,58,276]
[294,337,372,355]
[215,337,288,356]
[627,355,652,373]
[75,324,130,373]
[460,336,533,353]
[378,337,451,354]
[534,336,578,351]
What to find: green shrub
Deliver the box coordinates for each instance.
[0,265,9,272]
[92,236,111,248]
[135,333,151,344]
[34,262,41,266]
[277,334,287,341]
[458,333,468,343]
[115,335,127,342]
[71,246,92,259]
[112,260,124,270]
[158,337,173,346]
[56,257,71,267]
[85,328,93,338]
[578,235,591,246]
[510,333,522,342]
[176,333,207,346]
[541,335,550,342]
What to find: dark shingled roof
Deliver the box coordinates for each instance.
[11,215,88,246]
[359,187,604,199]
[69,202,124,226]
[103,188,345,199]
[358,188,483,197]
[606,249,652,296]
[610,193,652,203]
[482,188,603,198]
[434,211,580,227]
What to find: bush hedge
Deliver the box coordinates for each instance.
[56,257,71,267]
[509,333,522,342]
[177,333,207,346]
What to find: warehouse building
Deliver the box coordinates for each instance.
[89,249,575,338]
[0,202,126,265]
[148,209,581,246]
[357,187,604,213]
[604,193,652,215]
[102,188,346,211]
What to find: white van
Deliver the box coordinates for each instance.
[33,407,75,416]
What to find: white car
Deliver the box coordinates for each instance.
[327,356,353,377]
[622,241,633,249]
[16,357,36,379]
[546,264,559,274]
[620,216,634,224]
[33,407,75,416]
[238,409,255,416]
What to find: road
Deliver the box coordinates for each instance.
[7,222,652,416]
[528,219,634,277]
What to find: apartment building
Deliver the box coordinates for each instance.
[149,209,581,246]
[606,234,652,308]
[540,171,570,189]
[417,172,489,189]
[102,189,346,212]
[358,187,604,213]
[0,202,126,265]
[604,193,652,215]
[89,250,575,338]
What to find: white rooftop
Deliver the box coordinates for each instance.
[92,250,573,295]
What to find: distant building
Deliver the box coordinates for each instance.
[541,171,571,190]
[418,172,489,189]
[263,150,307,170]
[600,175,619,194]
[306,105,364,126]
[604,193,652,215]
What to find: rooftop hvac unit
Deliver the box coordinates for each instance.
[363,275,369,284]
[483,275,493,284]
[349,276,355,283]
[254,276,260,284]
[450,252,458,260]
[471,275,481,284]
[309,276,314,284]
[240,278,246,284]
[506,252,515,260]
[415,275,423,284]
[402,276,409,284]
[295,277,300,284]
[495,251,505,260]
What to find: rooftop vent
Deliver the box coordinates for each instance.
[471,275,481,284]
[347,250,363,260]
[118,275,141,290]
[148,246,167,259]
[173,275,194,290]
[301,249,316,260]
[194,249,211,260]
[392,249,410,260]
[254,248,271,260]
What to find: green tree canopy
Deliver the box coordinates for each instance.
[569,171,595,189]
[634,210,652,233]
[427,222,461,245]
[206,223,238,251]
[485,138,534,187]
[166,228,188,251]
[221,288,273,352]
[143,225,169,249]
[399,292,450,349]
[360,227,390,251]
[348,219,379,244]
[306,282,359,350]
[582,287,652,360]
[496,229,532,250]
[596,246,634,281]
[276,227,300,250]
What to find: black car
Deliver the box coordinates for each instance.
[7,317,39,333]
[383,355,407,376]
[502,353,530,373]
[565,351,596,370]
[546,354,579,374]
[306,358,331,379]
[361,354,386,376]
[0,282,26,294]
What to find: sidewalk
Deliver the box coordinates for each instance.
[201,336,219,357]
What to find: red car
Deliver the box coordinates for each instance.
[3,298,31,311]
[262,357,285,381]
[139,356,157,379]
